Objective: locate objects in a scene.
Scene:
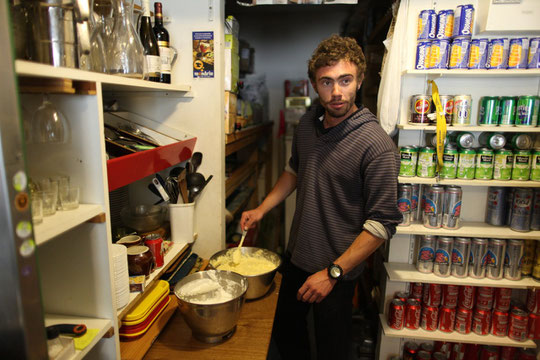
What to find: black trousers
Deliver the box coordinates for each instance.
[271,259,356,360]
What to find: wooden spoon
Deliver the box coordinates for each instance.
[177,168,189,204]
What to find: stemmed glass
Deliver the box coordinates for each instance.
[31,94,70,144]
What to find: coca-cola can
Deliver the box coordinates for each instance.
[493,287,512,312]
[476,286,494,311]
[395,291,409,303]
[526,288,540,314]
[472,308,492,335]
[433,352,448,360]
[500,346,517,360]
[421,305,439,331]
[410,282,423,300]
[480,346,500,360]
[464,344,482,360]
[438,306,456,333]
[458,285,476,310]
[454,307,473,334]
[144,233,164,268]
[417,350,432,360]
[491,310,509,336]
[508,308,529,341]
[442,284,459,309]
[423,283,442,307]
[419,342,434,354]
[434,341,453,354]
[403,341,419,360]
[518,349,537,360]
[388,298,405,330]
[527,312,540,339]
[405,298,421,330]
[449,343,466,360]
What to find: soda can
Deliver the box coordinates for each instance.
[435,9,454,40]
[438,307,456,333]
[452,95,472,125]
[504,239,524,281]
[410,282,423,300]
[531,188,540,230]
[499,96,517,126]
[508,133,533,150]
[434,341,452,355]
[420,305,439,331]
[472,308,492,335]
[469,238,488,278]
[451,237,470,277]
[457,148,476,179]
[458,285,476,310]
[416,235,436,273]
[429,39,450,69]
[479,132,506,150]
[526,288,540,314]
[468,38,489,69]
[394,291,409,303]
[434,236,454,277]
[516,95,540,127]
[452,4,474,38]
[403,341,419,360]
[411,184,420,221]
[508,308,529,342]
[416,351,431,360]
[442,284,459,309]
[533,244,540,280]
[517,349,536,360]
[455,307,472,334]
[443,186,462,229]
[420,184,429,222]
[531,148,540,181]
[144,233,164,268]
[424,185,444,228]
[478,96,500,126]
[410,94,432,124]
[527,313,540,340]
[477,286,495,310]
[441,145,459,179]
[399,146,418,177]
[500,347,517,360]
[417,9,437,40]
[398,184,412,226]
[415,41,432,70]
[510,188,534,232]
[505,188,516,226]
[388,298,405,330]
[494,287,512,312]
[453,131,475,149]
[417,147,437,178]
[423,283,442,307]
[494,148,513,180]
[486,38,509,69]
[481,346,501,360]
[448,36,470,69]
[521,240,536,277]
[491,310,509,336]
[405,298,421,330]
[475,148,494,179]
[486,187,508,226]
[450,343,466,360]
[508,37,529,69]
[419,342,434,354]
[465,344,483,360]
[438,95,454,124]
[527,37,540,69]
[486,238,507,280]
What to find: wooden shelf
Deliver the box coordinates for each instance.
[403,69,540,78]
[225,122,273,156]
[225,161,257,198]
[384,262,540,289]
[398,176,540,187]
[397,124,540,132]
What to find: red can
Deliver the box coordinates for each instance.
[478,286,495,296]
[511,301,527,312]
[464,344,482,360]
[410,282,424,300]
[388,298,405,330]
[526,288,540,314]
[403,341,419,360]
[491,310,509,336]
[395,291,409,303]
[500,346,517,360]
[423,283,442,307]
[472,308,492,335]
[476,287,494,310]
[449,343,466,360]
[405,298,421,330]
[454,307,472,334]
[419,342,434,354]
[442,284,459,309]
[508,308,529,342]
[421,306,439,331]
[438,306,456,333]
[480,345,500,360]
[434,341,453,354]
[527,312,540,339]
[518,349,536,360]
[144,233,164,268]
[493,287,512,312]
[458,285,476,310]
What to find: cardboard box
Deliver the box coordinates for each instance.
[225,91,237,134]
[224,48,240,93]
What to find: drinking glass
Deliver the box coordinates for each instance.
[31,195,43,224]
[60,186,80,210]
[39,190,58,216]
[32,95,70,144]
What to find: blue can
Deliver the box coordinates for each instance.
[528,37,540,69]
[452,4,474,38]
[508,38,529,69]
[417,9,437,40]
[415,40,431,70]
[468,38,489,69]
[436,10,454,40]
[448,36,470,69]
[429,39,450,69]
[486,38,509,69]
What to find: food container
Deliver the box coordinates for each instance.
[117,235,142,247]
[120,205,167,233]
[126,245,154,277]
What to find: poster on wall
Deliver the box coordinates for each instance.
[193,31,214,78]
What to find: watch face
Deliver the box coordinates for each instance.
[330,265,342,279]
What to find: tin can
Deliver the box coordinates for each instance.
[508,37,529,69]
[506,188,516,226]
[457,148,476,179]
[452,4,474,38]
[421,305,439,331]
[486,238,507,280]
[528,313,540,340]
[527,37,540,69]
[448,36,470,69]
[516,95,540,127]
[388,298,405,330]
[429,133,450,148]
[410,95,432,125]
[518,349,536,360]
[411,184,420,221]
[531,148,540,181]
[479,132,506,150]
[398,184,412,226]
[494,287,512,312]
[417,147,437,178]
[468,38,489,69]
[144,233,164,268]
[478,97,500,126]
[420,184,429,222]
[475,148,494,179]
[429,39,450,69]
[486,38,509,69]
[458,285,476,310]
[454,307,472,334]
[508,308,529,342]
[481,346,501,360]
[500,347,517,360]
[436,9,454,40]
[399,146,418,177]
[416,351,431,360]
[450,343,466,360]
[438,307,456,333]
[405,298,421,330]
[438,95,454,124]
[494,148,513,180]
[469,238,488,278]
[417,9,437,40]
[434,236,454,277]
[451,237,470,277]
[424,185,444,228]
[434,341,452,355]
[510,187,534,232]
[417,235,436,273]
[442,284,459,309]
[465,344,483,360]
[394,291,409,303]
[527,288,540,314]
[472,308,492,335]
[441,145,459,179]
[486,186,508,226]
[499,96,517,126]
[416,41,432,70]
[443,186,462,229]
[521,240,536,277]
[508,133,533,150]
[477,286,495,311]
[403,341,419,360]
[454,131,475,149]
[410,282,423,300]
[531,188,540,230]
[491,310,509,336]
[452,95,472,125]
[505,239,524,281]
[420,342,434,354]
[513,150,532,180]
[423,283,442,307]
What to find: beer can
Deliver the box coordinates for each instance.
[527,313,540,340]
[388,298,405,330]
[436,9,454,40]
[527,37,540,69]
[508,37,529,69]
[506,188,516,226]
[531,188,540,230]
[451,237,470,277]
[499,96,517,126]
[424,185,444,228]
[494,148,513,180]
[434,236,454,276]
[516,95,540,127]
[478,96,500,126]
[440,145,459,179]
[448,36,470,69]
[454,131,475,149]
[469,238,488,278]
[452,95,472,125]
[479,132,506,150]
[508,133,533,150]
[494,287,512,312]
[410,282,423,300]
[457,148,476,179]
[508,308,529,342]
[398,183,412,226]
[442,284,459,309]
[417,147,437,178]
[399,146,418,177]
[521,240,536,277]
[505,239,524,281]
[455,307,472,334]
[458,285,476,310]
[438,307,456,333]
[491,310,509,336]
[429,39,450,69]
[423,283,442,307]
[420,305,439,331]
[531,148,540,181]
[468,38,489,69]
[472,308,492,335]
[475,148,494,180]
[527,288,540,314]
[438,95,454,124]
[411,183,420,221]
[452,4,474,38]
[510,188,534,232]
[410,95,432,125]
[416,41,432,70]
[420,184,429,222]
[442,185,462,229]
[416,235,436,273]
[405,298,421,330]
[486,238,507,280]
[417,9,437,40]
[486,38,509,69]
[403,341,419,360]
[486,187,508,226]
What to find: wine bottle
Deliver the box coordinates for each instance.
[153,2,171,84]
[139,0,160,82]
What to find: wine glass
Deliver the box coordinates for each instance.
[31,95,70,144]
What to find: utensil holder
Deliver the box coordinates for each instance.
[169,202,196,244]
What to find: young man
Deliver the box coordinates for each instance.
[240,35,401,360]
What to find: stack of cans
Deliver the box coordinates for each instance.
[477,95,540,127]
[526,288,540,340]
[422,185,462,229]
[400,342,536,360]
[397,183,420,226]
[486,187,540,231]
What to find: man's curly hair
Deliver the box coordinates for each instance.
[308,34,366,83]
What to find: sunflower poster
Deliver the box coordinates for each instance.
[193,31,214,78]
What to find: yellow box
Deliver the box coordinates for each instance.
[225,91,237,134]
[225,34,239,54]
[224,48,239,93]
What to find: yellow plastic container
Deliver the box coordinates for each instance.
[122,280,169,326]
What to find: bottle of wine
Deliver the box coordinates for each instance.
[139,0,160,82]
[153,2,171,84]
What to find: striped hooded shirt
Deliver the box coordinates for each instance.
[286,104,401,280]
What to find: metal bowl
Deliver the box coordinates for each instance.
[209,247,281,300]
[120,205,167,233]
[173,270,248,343]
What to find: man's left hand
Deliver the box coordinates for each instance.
[297,270,336,303]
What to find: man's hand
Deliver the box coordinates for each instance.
[240,208,264,230]
[297,270,336,303]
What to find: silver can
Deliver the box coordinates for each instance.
[510,188,534,232]
[531,188,540,231]
[505,188,516,226]
[469,238,489,279]
[452,95,472,125]
[451,237,471,278]
[486,239,507,280]
[416,235,437,273]
[411,184,420,222]
[420,184,429,222]
[505,239,524,281]
[423,185,445,229]
[485,187,508,226]
[434,236,454,277]
[443,185,462,229]
[398,184,413,226]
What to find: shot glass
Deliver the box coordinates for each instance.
[60,186,80,210]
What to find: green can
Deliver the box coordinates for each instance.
[417,147,437,178]
[493,148,513,180]
[531,148,540,181]
[457,148,476,179]
[478,96,500,126]
[508,133,534,150]
[512,149,532,180]
[475,147,494,179]
[499,96,517,126]
[453,131,475,149]
[399,146,418,177]
[441,145,459,179]
[516,95,540,127]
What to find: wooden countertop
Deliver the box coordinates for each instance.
[143,273,282,360]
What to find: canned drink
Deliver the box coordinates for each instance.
[442,284,459,308]
[468,38,489,69]
[443,185,462,229]
[416,41,432,70]
[452,4,474,38]
[452,95,472,125]
[436,9,454,40]
[486,238,507,280]
[512,150,532,180]
[508,133,533,150]
[441,145,459,179]
[420,184,429,222]
[453,131,475,149]
[410,282,423,300]
[531,148,540,181]
[398,184,412,226]
[508,37,529,69]
[388,298,405,330]
[527,313,540,340]
[491,310,509,336]
[479,132,506,150]
[457,148,476,179]
[527,288,540,314]
[516,95,540,127]
[533,244,540,280]
[417,147,437,177]
[403,341,419,360]
[455,307,473,334]
[499,96,517,126]
[450,343,467,360]
[478,96,500,126]
[416,351,431,360]
[469,238,488,278]
[434,236,454,276]
[486,38,509,69]
[438,306,456,333]
[421,306,439,331]
[506,188,516,226]
[448,36,470,69]
[518,349,536,360]
[434,341,452,355]
[423,283,442,307]
[410,95,432,124]
[416,235,436,273]
[475,148,494,179]
[424,185,444,228]
[429,133,450,147]
[486,187,508,226]
[510,188,534,232]
[438,95,454,124]
[477,286,495,310]
[144,233,164,268]
[500,347,517,360]
[508,308,529,342]
[494,287,512,312]
[394,291,409,303]
[531,188,540,230]
[419,342,434,354]
[504,239,524,281]
[458,285,476,310]
[429,39,450,69]
[451,237,470,277]
[494,148,513,180]
[481,346,501,360]
[405,298,422,330]
[399,146,418,177]
[411,184,420,221]
[527,37,540,69]
[472,308,492,335]
[521,240,536,277]
[417,9,437,40]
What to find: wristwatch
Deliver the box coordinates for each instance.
[327,263,343,281]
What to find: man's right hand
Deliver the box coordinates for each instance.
[240,208,265,230]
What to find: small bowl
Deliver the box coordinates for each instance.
[117,235,142,247]
[120,205,167,233]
